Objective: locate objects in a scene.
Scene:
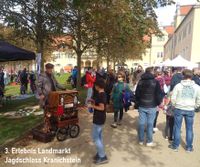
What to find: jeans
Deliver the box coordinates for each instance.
[138,107,157,143]
[92,124,106,158]
[85,88,93,104]
[173,109,195,150]
[114,108,123,122]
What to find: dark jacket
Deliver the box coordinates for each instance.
[105,73,116,94]
[20,70,28,84]
[170,73,183,91]
[135,72,163,108]
[192,75,200,86]
[0,72,4,88]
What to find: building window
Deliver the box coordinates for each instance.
[188,21,192,34]
[174,36,177,46]
[178,33,181,42]
[183,49,185,57]
[182,30,184,40]
[157,52,163,58]
[183,27,187,39]
[157,37,165,41]
[57,54,61,59]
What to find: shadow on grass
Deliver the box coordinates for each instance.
[0,114,43,146]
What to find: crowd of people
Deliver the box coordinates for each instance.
[0,67,37,107]
[82,65,200,164]
[1,62,200,165]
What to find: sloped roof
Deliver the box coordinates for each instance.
[164,26,175,36]
[180,5,193,16]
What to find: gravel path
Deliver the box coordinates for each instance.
[1,109,200,167]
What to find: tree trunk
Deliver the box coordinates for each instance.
[76,51,82,90]
[96,55,101,70]
[36,41,44,72]
[106,55,110,72]
[36,0,44,72]
[113,60,116,72]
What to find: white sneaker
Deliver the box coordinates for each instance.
[146,142,156,147]
[111,123,117,128]
[139,142,144,146]
[153,128,158,132]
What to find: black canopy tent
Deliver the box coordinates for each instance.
[0,41,36,62]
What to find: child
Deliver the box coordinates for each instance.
[88,79,108,165]
[163,95,174,141]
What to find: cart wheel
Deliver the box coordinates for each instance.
[69,125,80,138]
[56,128,68,141]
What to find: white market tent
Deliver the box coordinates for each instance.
[168,55,198,69]
[160,59,172,66]
[152,59,172,67]
[153,55,198,69]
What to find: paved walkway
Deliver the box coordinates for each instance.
[1,109,200,167]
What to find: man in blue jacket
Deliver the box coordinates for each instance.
[72,66,78,88]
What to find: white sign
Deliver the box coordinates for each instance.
[36,53,41,74]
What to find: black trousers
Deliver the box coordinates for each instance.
[114,108,123,122]
[153,111,159,128]
[106,94,111,104]
[72,78,77,88]
[165,115,174,140]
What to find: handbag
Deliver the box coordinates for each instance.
[106,103,114,113]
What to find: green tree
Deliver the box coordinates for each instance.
[0,0,62,70]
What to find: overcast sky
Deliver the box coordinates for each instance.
[155,0,198,26]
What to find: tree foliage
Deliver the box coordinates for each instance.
[0,0,63,69]
[0,0,174,86]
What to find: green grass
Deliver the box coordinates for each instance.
[0,73,87,146]
[4,85,20,96]
[55,73,70,85]
[0,115,42,146]
[3,73,71,97]
[0,96,38,113]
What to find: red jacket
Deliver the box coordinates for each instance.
[86,72,96,88]
[156,76,165,90]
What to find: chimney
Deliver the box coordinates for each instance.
[176,3,180,16]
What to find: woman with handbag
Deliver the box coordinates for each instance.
[110,72,130,128]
